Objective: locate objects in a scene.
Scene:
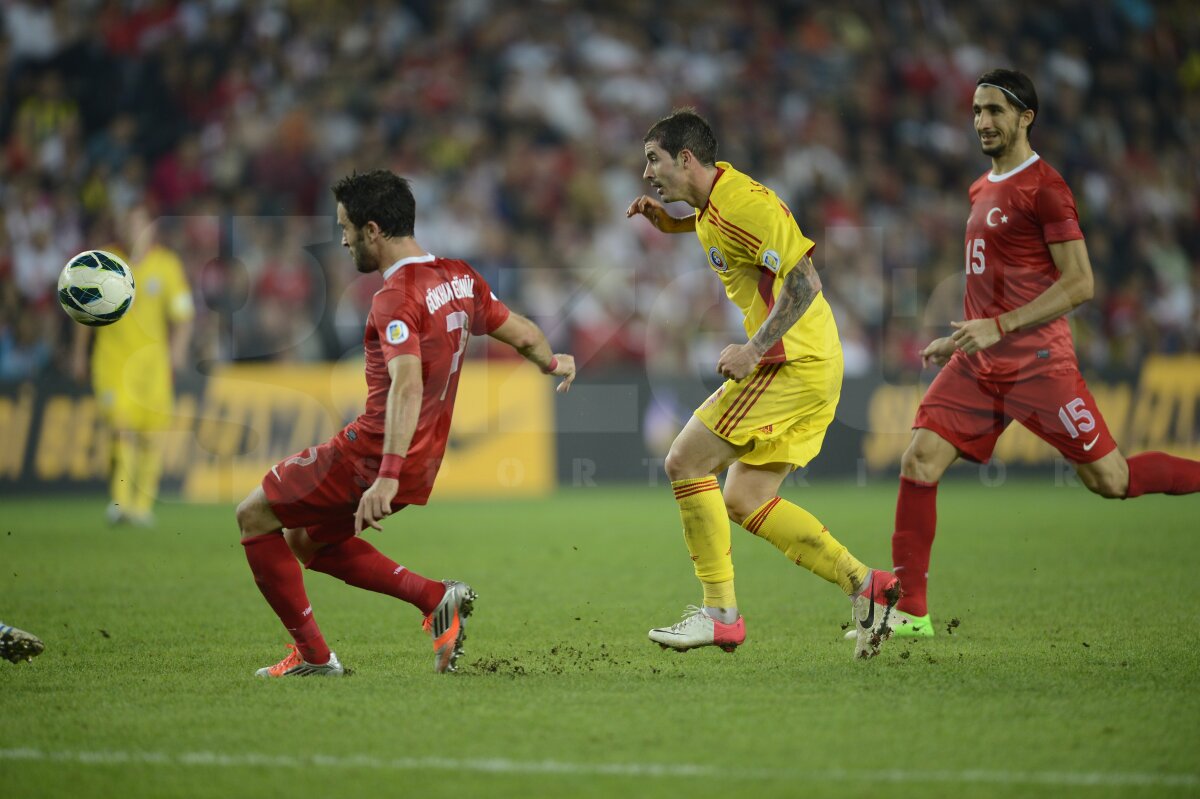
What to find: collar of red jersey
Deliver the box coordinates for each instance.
[383,253,435,279]
[987,152,1040,182]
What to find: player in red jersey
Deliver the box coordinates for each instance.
[236,170,576,677]
[869,69,1200,640]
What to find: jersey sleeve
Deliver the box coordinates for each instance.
[737,196,816,278]
[469,270,511,335]
[372,287,424,360]
[163,252,195,322]
[1036,176,1084,244]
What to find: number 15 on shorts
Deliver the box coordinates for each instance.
[1058,397,1095,439]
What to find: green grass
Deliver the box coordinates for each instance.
[2,480,1198,798]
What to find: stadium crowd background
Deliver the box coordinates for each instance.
[0,0,1195,384]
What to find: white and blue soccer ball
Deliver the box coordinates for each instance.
[57,250,136,326]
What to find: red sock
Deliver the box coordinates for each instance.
[306,536,446,615]
[242,532,331,664]
[891,476,938,617]
[1125,452,1200,498]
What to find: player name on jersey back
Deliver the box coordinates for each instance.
[425,275,476,314]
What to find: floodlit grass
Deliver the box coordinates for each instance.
[2,480,1198,798]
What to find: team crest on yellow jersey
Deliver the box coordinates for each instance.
[708,246,728,272]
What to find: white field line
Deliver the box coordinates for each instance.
[1,748,1197,788]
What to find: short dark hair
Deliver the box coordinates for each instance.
[331,170,415,237]
[643,108,718,166]
[977,69,1039,133]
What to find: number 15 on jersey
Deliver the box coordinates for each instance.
[965,238,985,274]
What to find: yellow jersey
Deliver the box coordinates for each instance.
[93,244,194,372]
[693,162,839,363]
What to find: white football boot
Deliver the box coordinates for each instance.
[255,644,345,678]
[851,570,902,659]
[649,605,745,652]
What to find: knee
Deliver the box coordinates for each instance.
[901,441,944,483]
[664,447,697,482]
[235,498,255,539]
[236,494,269,539]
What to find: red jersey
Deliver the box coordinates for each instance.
[349,253,510,504]
[953,154,1084,381]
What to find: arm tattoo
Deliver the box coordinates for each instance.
[750,256,820,354]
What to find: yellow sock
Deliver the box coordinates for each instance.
[672,477,737,608]
[742,497,870,595]
[130,433,163,515]
[110,434,134,511]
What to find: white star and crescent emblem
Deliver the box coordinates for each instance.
[986,207,1009,226]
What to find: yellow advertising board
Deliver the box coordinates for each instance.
[0,360,553,501]
[181,360,555,502]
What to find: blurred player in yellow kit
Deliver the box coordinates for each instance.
[627,109,899,659]
[72,203,194,527]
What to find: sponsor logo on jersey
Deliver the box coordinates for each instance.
[708,246,727,272]
[386,320,410,344]
[425,275,476,313]
[761,249,781,273]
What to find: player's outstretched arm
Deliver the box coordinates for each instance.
[625,195,696,234]
[488,313,576,393]
[355,354,422,535]
[717,256,821,381]
[950,239,1095,355]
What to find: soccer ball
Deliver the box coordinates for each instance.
[57,250,136,326]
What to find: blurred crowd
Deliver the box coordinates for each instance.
[0,0,1196,383]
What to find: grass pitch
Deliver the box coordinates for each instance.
[2,480,1198,798]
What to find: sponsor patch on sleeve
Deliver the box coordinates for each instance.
[761,249,781,273]
[385,320,410,344]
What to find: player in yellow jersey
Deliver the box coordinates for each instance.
[71,203,194,527]
[627,109,900,659]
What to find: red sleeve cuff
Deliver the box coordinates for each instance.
[489,306,511,333]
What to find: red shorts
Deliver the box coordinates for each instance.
[261,430,409,544]
[914,357,1117,464]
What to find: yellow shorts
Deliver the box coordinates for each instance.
[94,357,175,431]
[694,354,842,468]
